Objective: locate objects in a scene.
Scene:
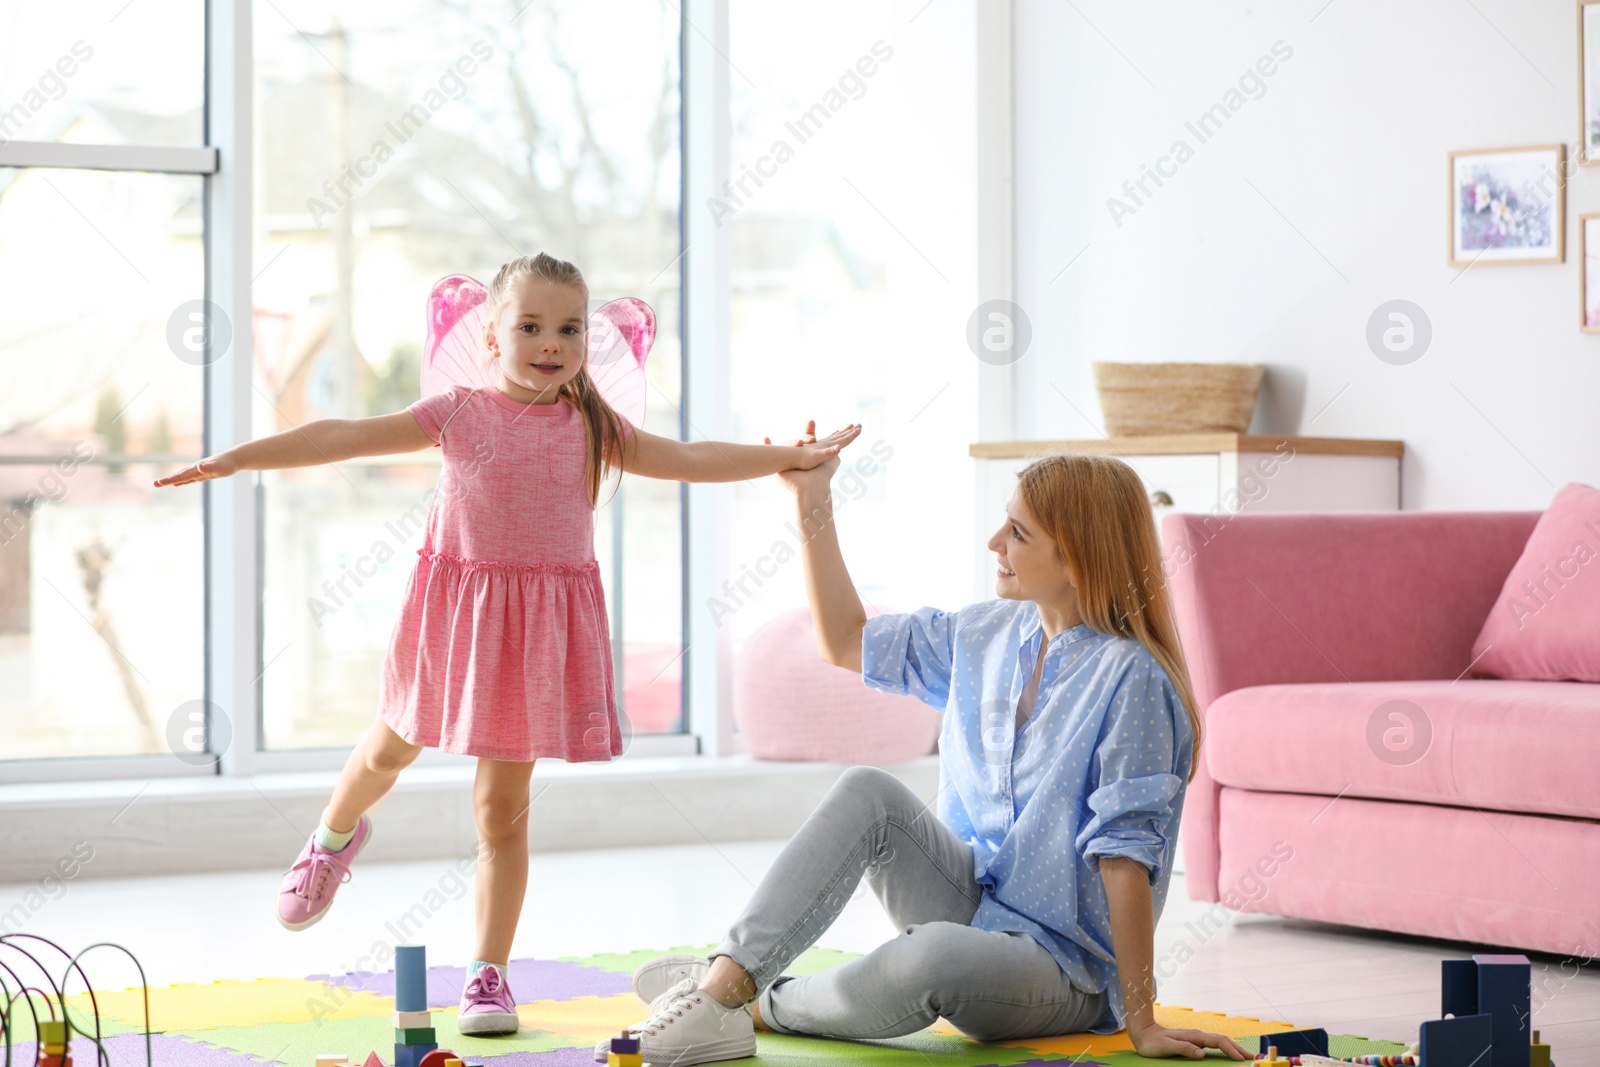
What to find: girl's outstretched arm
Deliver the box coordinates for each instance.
[153,411,436,487]
[620,421,860,483]
[770,422,867,673]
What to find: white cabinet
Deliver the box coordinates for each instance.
[969,434,1402,600]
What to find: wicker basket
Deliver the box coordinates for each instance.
[1092,362,1265,436]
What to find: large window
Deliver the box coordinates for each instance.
[0,0,208,764]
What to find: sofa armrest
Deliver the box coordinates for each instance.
[1161,508,1538,900]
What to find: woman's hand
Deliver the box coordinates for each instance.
[154,452,240,488]
[1127,1020,1249,1060]
[764,419,857,495]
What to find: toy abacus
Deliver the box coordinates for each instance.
[0,934,153,1067]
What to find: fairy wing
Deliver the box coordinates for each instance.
[422,274,494,397]
[586,297,656,428]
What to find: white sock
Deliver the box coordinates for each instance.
[314,819,356,852]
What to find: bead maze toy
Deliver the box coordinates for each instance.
[1253,954,1557,1067]
[0,933,154,1067]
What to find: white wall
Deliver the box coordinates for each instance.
[1011,0,1600,510]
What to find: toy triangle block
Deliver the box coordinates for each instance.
[364,1053,384,1067]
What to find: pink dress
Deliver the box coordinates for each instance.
[379,385,631,762]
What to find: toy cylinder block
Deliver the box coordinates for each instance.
[394,1011,432,1029]
[395,1028,437,1044]
[37,1021,68,1044]
[394,945,429,1012]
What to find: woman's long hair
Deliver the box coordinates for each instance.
[485,252,629,507]
[1016,453,1202,779]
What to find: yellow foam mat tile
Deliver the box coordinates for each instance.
[1001,1003,1297,1058]
[82,978,393,1031]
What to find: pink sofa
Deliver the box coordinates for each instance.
[1163,510,1600,955]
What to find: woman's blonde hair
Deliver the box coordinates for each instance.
[484,252,630,506]
[1015,453,1202,780]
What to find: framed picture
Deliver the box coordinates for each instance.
[1581,1,1600,164]
[1448,145,1566,266]
[1582,214,1600,331]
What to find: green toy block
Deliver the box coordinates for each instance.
[396,1028,437,1045]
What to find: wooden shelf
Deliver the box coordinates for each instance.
[968,433,1404,460]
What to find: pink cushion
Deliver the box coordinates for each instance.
[734,608,940,764]
[1205,679,1600,819]
[1217,788,1600,957]
[1471,482,1600,682]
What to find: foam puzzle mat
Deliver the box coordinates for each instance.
[4,944,1411,1066]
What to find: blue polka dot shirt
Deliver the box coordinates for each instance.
[861,598,1194,1035]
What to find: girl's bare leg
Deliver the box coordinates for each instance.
[324,718,424,831]
[471,756,537,964]
[700,955,769,1030]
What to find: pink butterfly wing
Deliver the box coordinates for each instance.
[422,274,494,397]
[586,297,656,428]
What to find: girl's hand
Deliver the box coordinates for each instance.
[1128,1021,1249,1060]
[154,452,239,488]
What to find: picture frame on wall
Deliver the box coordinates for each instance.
[1449,145,1566,266]
[1581,1,1600,164]
[1582,214,1600,332]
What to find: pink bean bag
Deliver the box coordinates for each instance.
[734,607,940,764]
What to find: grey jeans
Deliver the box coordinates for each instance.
[710,765,1109,1042]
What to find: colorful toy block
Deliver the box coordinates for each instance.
[316,1056,349,1067]
[393,1044,437,1067]
[1473,954,1531,1067]
[395,1028,436,1045]
[415,1048,459,1067]
[363,1053,384,1067]
[395,945,429,1013]
[394,1011,431,1030]
[607,1030,643,1067]
[1257,1047,1292,1067]
[1529,1029,1551,1067]
[1421,1012,1493,1066]
[39,1055,69,1067]
[1260,1028,1329,1058]
[37,1021,68,1045]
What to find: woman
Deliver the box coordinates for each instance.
[602,427,1248,1064]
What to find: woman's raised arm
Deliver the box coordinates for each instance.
[154,411,436,488]
[771,420,868,673]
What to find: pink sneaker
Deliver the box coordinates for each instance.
[458,964,519,1035]
[276,816,371,931]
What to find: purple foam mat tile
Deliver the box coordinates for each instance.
[470,1050,604,1067]
[10,1032,279,1067]
[306,959,632,1008]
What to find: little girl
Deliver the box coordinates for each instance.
[154,252,860,1035]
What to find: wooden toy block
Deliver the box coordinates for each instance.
[609,1032,640,1055]
[37,1021,68,1045]
[316,1055,349,1067]
[39,1055,69,1067]
[395,945,428,1013]
[1529,1028,1551,1067]
[1473,953,1531,1067]
[607,1054,642,1067]
[392,1042,436,1067]
[1421,1012,1492,1067]
[363,1053,384,1067]
[415,1048,459,1067]
[443,1060,462,1067]
[395,1028,437,1045]
[1441,958,1478,1018]
[1258,1028,1329,1058]
[393,1010,432,1029]
[1257,1047,1291,1067]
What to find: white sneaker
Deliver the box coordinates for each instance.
[592,978,755,1066]
[633,955,711,1009]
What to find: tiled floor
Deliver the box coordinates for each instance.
[5,840,1599,1060]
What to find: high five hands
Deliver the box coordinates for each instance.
[765,420,860,493]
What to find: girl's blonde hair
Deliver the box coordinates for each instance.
[485,252,629,506]
[1015,453,1202,780]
